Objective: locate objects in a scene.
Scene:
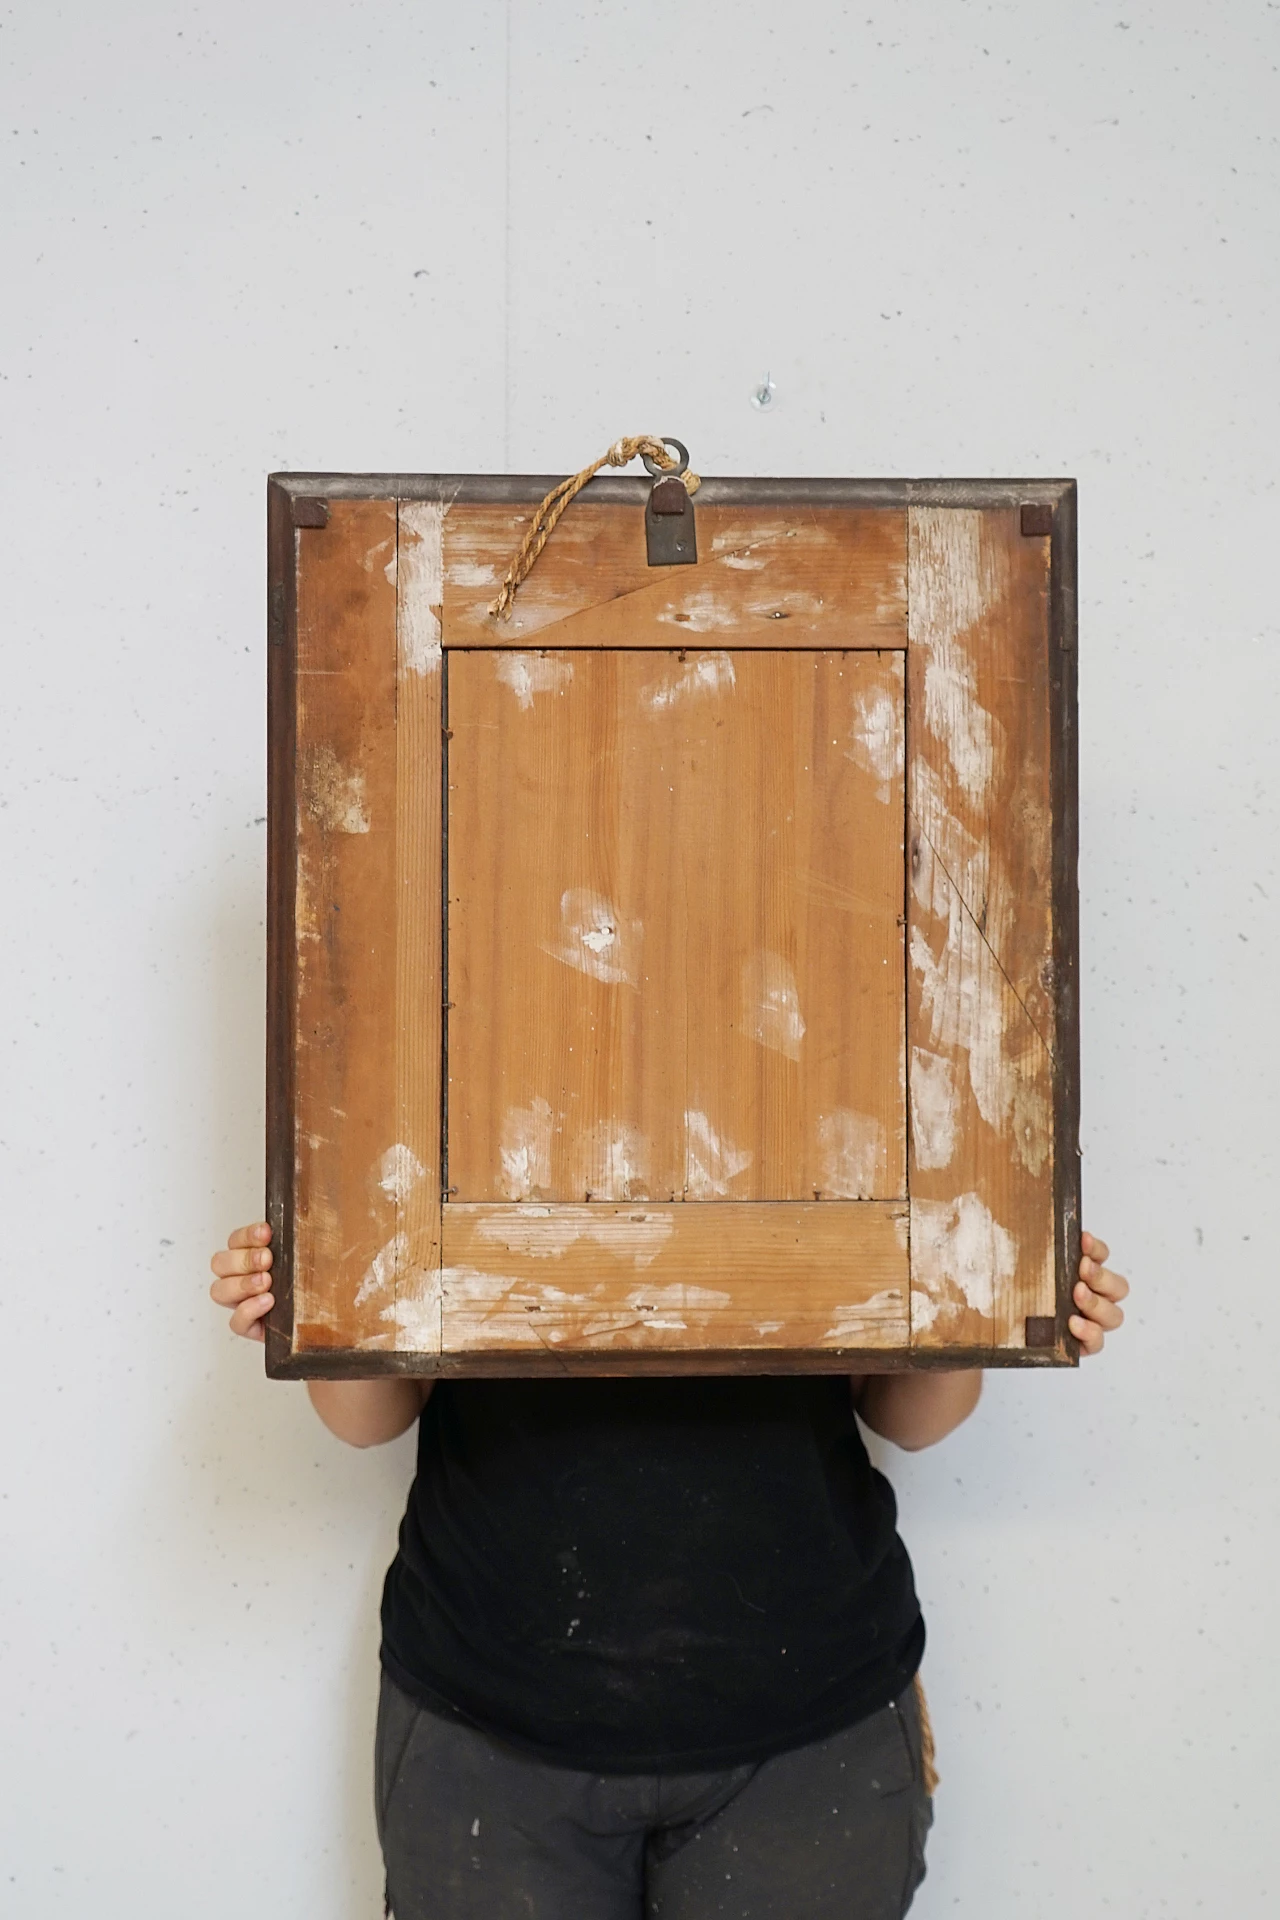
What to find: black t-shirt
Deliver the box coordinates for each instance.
[380,1376,924,1773]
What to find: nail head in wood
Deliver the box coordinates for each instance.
[1020,502,1054,538]
[1025,1315,1057,1348]
[291,497,330,529]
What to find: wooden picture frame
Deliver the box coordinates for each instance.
[265,473,1080,1378]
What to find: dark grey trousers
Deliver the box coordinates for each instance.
[376,1673,932,1919]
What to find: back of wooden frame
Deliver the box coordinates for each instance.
[265,475,1080,1378]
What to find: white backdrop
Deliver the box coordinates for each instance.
[3,2,1277,1913]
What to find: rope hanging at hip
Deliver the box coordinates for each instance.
[489,435,700,620]
[914,1673,939,1796]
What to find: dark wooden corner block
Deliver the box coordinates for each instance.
[1025,1315,1058,1349]
[290,497,331,529]
[1020,502,1054,537]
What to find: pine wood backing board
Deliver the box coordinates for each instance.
[265,474,1080,1377]
[440,505,907,649]
[906,506,1057,1351]
[267,496,443,1360]
[445,649,906,1206]
[438,1202,909,1353]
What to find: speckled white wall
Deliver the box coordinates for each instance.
[2,1,1276,1913]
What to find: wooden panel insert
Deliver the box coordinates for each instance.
[446,649,906,1207]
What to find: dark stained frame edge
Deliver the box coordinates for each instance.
[1048,482,1083,1364]
[265,481,298,1374]
[263,472,1081,1376]
[265,1344,1077,1380]
[268,473,1073,510]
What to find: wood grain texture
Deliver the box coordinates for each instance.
[291,499,401,1350]
[288,499,445,1355]
[445,649,906,1207]
[441,505,907,649]
[267,477,1077,1374]
[905,507,1056,1350]
[438,1202,909,1353]
[389,502,446,1353]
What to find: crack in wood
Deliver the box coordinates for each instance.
[908,806,1055,1061]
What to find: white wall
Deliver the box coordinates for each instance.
[2,1,1276,1912]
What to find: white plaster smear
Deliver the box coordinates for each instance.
[846,682,904,801]
[910,907,1008,1135]
[304,746,370,834]
[910,759,991,937]
[910,508,999,802]
[354,1231,408,1307]
[823,1288,908,1344]
[747,589,825,620]
[923,653,995,803]
[576,1121,650,1200]
[910,1192,1017,1332]
[494,650,573,710]
[543,888,642,987]
[377,1143,425,1205]
[909,1047,958,1171]
[435,1267,668,1347]
[624,1280,733,1332]
[710,519,797,553]
[382,1271,443,1352]
[475,1206,674,1267]
[643,651,736,710]
[910,833,1049,1175]
[684,1109,753,1197]
[656,590,741,633]
[816,1109,886,1199]
[447,559,498,588]
[398,500,448,674]
[742,949,806,1061]
[499,1097,554,1201]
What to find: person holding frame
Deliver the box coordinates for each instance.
[210,1216,1126,1918]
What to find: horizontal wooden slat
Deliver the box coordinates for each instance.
[440,505,907,648]
[435,1202,909,1354]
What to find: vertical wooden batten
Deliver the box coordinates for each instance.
[906,506,1059,1351]
[272,498,402,1357]
[390,501,447,1353]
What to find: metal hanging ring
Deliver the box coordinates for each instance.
[641,437,690,480]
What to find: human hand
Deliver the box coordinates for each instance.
[209,1221,274,1342]
[1068,1231,1128,1356]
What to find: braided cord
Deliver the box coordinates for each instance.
[489,435,699,619]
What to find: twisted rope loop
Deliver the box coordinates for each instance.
[489,435,700,620]
[915,1673,939,1796]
